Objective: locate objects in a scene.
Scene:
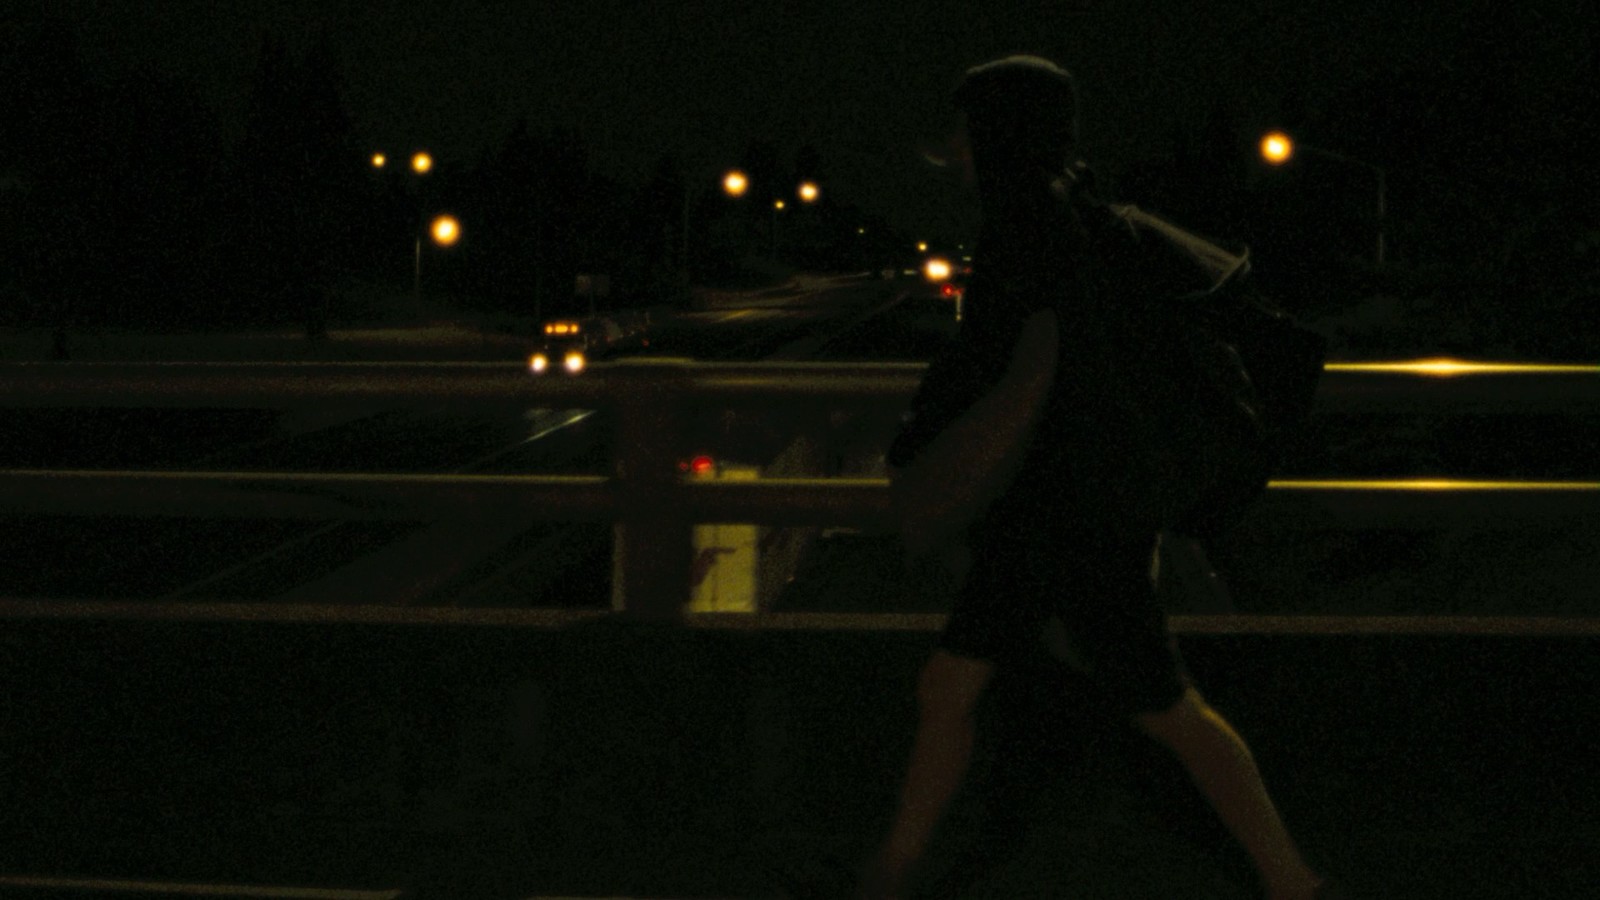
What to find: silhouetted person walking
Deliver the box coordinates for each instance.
[859,56,1337,900]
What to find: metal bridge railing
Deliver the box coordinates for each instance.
[2,358,1598,630]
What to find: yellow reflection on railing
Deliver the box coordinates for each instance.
[1270,479,1600,491]
[1325,358,1600,376]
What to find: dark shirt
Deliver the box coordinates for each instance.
[889,176,1118,547]
[886,179,1093,470]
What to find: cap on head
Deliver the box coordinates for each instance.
[953,55,1079,159]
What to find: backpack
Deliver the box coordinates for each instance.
[1065,202,1328,539]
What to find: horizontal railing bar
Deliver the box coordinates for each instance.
[1311,368,1600,413]
[1258,479,1600,529]
[4,471,1596,525]
[0,471,894,526]
[1,599,1596,635]
[1172,614,1600,636]
[681,477,895,526]
[0,359,926,410]
[4,470,1596,529]
[3,359,1599,412]
[0,873,405,899]
[0,360,547,409]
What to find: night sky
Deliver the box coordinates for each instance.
[52,0,1594,238]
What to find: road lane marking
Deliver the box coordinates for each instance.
[457,409,596,471]
[157,410,596,603]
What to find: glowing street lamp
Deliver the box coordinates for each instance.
[371,152,387,169]
[1259,131,1293,166]
[798,181,820,203]
[430,214,460,247]
[1259,129,1387,265]
[411,151,433,175]
[723,170,748,197]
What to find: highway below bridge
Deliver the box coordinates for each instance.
[0,272,946,611]
[2,273,1598,898]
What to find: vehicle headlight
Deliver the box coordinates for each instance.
[529,353,549,373]
[564,351,586,374]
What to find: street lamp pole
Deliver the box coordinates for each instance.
[413,233,423,319]
[373,149,440,320]
[771,199,785,258]
[409,151,434,319]
[415,213,461,320]
[1260,131,1386,265]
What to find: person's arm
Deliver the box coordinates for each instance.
[890,309,1059,558]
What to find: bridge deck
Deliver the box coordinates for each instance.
[3,602,1596,899]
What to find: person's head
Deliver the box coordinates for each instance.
[951,55,1079,194]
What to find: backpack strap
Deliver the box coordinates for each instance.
[1103,203,1251,300]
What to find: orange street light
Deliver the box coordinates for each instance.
[411,151,433,174]
[723,170,748,197]
[1260,131,1294,165]
[371,153,387,169]
[430,214,461,246]
[773,199,786,210]
[798,181,820,203]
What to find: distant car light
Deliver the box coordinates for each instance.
[924,257,952,281]
[690,455,715,475]
[564,351,586,374]
[529,353,548,374]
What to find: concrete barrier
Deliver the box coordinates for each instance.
[2,618,1596,898]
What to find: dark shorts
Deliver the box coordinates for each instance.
[937,528,1190,715]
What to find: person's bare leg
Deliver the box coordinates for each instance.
[1133,687,1323,900]
[860,650,995,900]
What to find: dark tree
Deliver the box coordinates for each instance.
[232,31,365,326]
[455,120,614,319]
[625,152,688,301]
[97,67,228,327]
[0,6,101,327]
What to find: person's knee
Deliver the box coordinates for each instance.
[1130,685,1210,744]
[915,650,994,724]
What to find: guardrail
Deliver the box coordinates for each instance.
[2,358,1598,624]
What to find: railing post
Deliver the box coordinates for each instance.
[609,359,695,618]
